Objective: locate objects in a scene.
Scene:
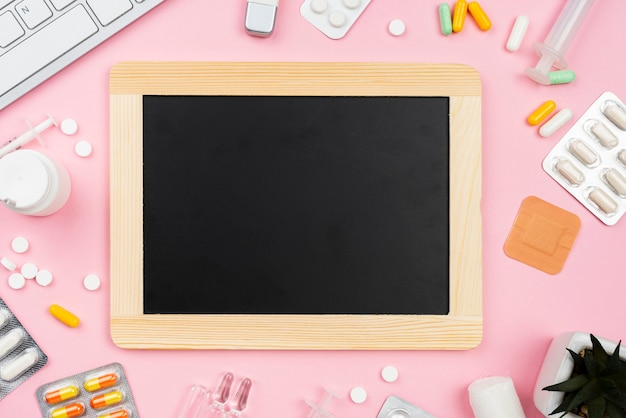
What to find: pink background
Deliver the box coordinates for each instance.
[1,0,625,416]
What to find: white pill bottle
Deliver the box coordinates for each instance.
[0,150,71,216]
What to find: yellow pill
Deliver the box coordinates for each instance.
[468,2,491,31]
[527,100,557,126]
[452,0,468,33]
[49,304,80,328]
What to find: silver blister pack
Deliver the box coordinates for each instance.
[377,396,436,418]
[0,296,48,401]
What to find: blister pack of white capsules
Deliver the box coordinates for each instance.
[300,0,372,39]
[0,296,48,401]
[377,396,437,418]
[36,363,139,418]
[543,92,626,226]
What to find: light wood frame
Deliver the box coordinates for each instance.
[110,62,482,350]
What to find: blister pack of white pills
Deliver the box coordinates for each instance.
[543,92,626,225]
[0,296,48,400]
[36,363,139,418]
[377,396,436,418]
[300,0,372,39]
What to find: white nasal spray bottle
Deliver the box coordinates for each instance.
[0,116,71,216]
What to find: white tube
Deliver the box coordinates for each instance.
[468,376,526,418]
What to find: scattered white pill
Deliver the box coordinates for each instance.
[75,140,93,157]
[506,15,529,52]
[83,274,101,291]
[388,19,406,36]
[1,257,16,272]
[381,365,399,382]
[329,10,347,28]
[539,108,573,138]
[8,273,26,290]
[310,0,327,13]
[350,386,367,404]
[21,263,38,279]
[35,269,53,287]
[60,118,78,135]
[11,237,29,254]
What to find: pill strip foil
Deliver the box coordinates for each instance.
[543,91,626,225]
[0,297,48,400]
[36,362,139,418]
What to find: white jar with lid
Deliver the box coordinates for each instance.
[0,150,71,216]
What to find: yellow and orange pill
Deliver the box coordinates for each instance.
[51,402,85,418]
[84,372,118,392]
[468,2,491,31]
[90,390,124,409]
[98,409,130,418]
[45,385,79,405]
[49,304,80,328]
[528,100,557,126]
[452,0,468,33]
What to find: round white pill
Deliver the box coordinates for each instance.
[83,274,101,291]
[8,273,25,290]
[350,386,367,404]
[1,257,17,272]
[343,0,360,9]
[388,19,406,36]
[11,237,29,253]
[61,118,78,135]
[75,140,93,157]
[310,0,327,13]
[329,11,347,28]
[21,263,38,279]
[381,365,399,382]
[35,269,53,287]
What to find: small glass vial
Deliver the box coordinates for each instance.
[0,150,71,216]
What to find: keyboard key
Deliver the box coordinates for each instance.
[15,0,53,29]
[49,0,77,11]
[0,12,25,48]
[0,0,13,8]
[0,5,98,96]
[87,0,133,26]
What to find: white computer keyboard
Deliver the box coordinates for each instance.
[0,0,166,110]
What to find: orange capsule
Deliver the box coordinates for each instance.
[90,390,124,409]
[51,402,85,418]
[528,100,557,126]
[84,373,118,392]
[468,2,492,31]
[45,384,80,404]
[98,409,130,418]
[452,0,468,33]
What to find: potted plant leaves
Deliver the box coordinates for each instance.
[533,332,626,418]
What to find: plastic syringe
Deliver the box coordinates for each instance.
[525,0,595,85]
[0,115,56,159]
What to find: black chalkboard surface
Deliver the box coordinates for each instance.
[142,95,450,315]
[110,62,482,349]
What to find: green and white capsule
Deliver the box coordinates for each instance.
[548,70,576,85]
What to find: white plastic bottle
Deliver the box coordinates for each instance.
[0,150,71,216]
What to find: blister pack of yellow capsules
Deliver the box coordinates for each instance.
[0,296,48,401]
[36,363,139,418]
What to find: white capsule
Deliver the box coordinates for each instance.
[603,100,626,130]
[540,108,573,138]
[555,158,584,186]
[568,139,598,166]
[506,15,529,52]
[0,328,25,360]
[588,187,618,215]
[0,310,10,330]
[619,150,626,167]
[0,348,39,381]
[587,120,618,149]
[604,168,626,197]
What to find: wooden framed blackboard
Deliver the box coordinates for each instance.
[110,62,482,349]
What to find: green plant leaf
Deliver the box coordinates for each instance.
[587,396,606,418]
[568,348,586,371]
[605,400,625,418]
[544,374,590,392]
[564,380,603,413]
[590,334,609,368]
